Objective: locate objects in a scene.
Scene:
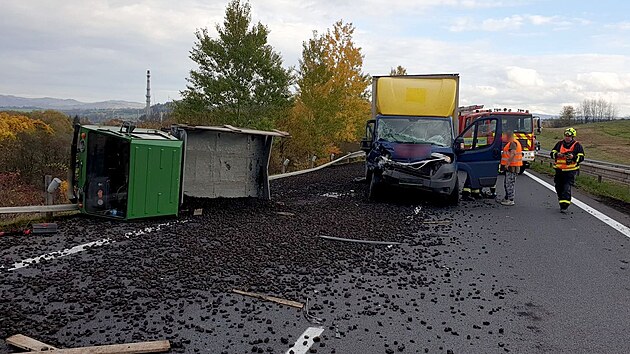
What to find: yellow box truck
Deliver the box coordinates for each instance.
[360,74,505,204]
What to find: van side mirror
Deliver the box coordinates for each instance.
[360,138,372,152]
[453,137,465,153]
[362,119,376,152]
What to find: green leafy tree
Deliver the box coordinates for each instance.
[175,0,292,130]
[559,105,576,126]
[389,65,407,75]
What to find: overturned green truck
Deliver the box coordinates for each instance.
[69,123,289,220]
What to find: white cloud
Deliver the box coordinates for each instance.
[576,72,630,91]
[448,17,475,32]
[606,21,630,31]
[482,15,524,31]
[506,67,545,87]
[449,14,591,32]
[528,15,555,25]
[475,85,499,96]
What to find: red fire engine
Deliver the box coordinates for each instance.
[458,105,541,171]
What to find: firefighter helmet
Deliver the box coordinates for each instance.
[564,127,576,137]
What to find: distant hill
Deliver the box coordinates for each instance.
[0,94,144,110]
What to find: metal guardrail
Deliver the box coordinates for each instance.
[538,149,630,170]
[269,151,366,180]
[535,151,630,185]
[0,204,79,215]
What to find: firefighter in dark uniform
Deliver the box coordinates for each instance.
[550,127,585,213]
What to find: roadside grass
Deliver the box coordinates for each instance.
[529,161,630,204]
[538,120,630,165]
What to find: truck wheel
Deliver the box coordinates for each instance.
[444,177,459,206]
[368,173,382,200]
[519,164,527,175]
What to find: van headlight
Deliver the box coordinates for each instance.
[431,152,452,163]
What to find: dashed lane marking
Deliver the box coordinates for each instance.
[7,238,112,271]
[287,327,324,354]
[525,171,630,239]
[2,220,189,272]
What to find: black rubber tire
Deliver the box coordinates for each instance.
[368,173,382,200]
[444,176,459,206]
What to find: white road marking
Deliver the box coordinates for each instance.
[524,171,630,239]
[8,238,112,271]
[3,220,189,272]
[287,327,324,354]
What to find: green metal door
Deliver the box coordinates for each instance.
[127,140,183,219]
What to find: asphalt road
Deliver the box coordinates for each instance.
[0,163,629,353]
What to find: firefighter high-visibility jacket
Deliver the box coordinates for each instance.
[550,139,585,171]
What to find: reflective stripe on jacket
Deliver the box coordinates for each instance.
[500,139,523,167]
[555,140,580,171]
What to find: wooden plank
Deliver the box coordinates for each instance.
[19,340,171,354]
[6,334,58,351]
[232,289,304,309]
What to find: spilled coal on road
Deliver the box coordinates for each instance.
[0,163,541,353]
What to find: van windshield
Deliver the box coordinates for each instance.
[377,117,452,146]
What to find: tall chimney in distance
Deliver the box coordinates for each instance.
[145,70,151,120]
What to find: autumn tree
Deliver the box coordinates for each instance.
[175,0,292,130]
[28,110,73,177]
[280,20,370,163]
[0,111,56,182]
[389,65,407,76]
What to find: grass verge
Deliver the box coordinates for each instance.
[538,120,630,165]
[529,161,630,204]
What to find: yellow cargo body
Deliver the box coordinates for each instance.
[374,75,459,118]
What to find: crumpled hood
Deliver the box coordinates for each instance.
[373,141,443,162]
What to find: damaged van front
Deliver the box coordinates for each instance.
[363,116,457,201]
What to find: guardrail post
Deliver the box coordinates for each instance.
[310,155,317,169]
[282,159,290,174]
[598,175,602,183]
[44,175,53,220]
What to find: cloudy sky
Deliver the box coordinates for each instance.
[1,0,629,115]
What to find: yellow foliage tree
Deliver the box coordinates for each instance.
[0,112,52,140]
[0,111,64,184]
[279,20,370,164]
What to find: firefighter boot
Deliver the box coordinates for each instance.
[482,186,497,199]
[461,188,474,201]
